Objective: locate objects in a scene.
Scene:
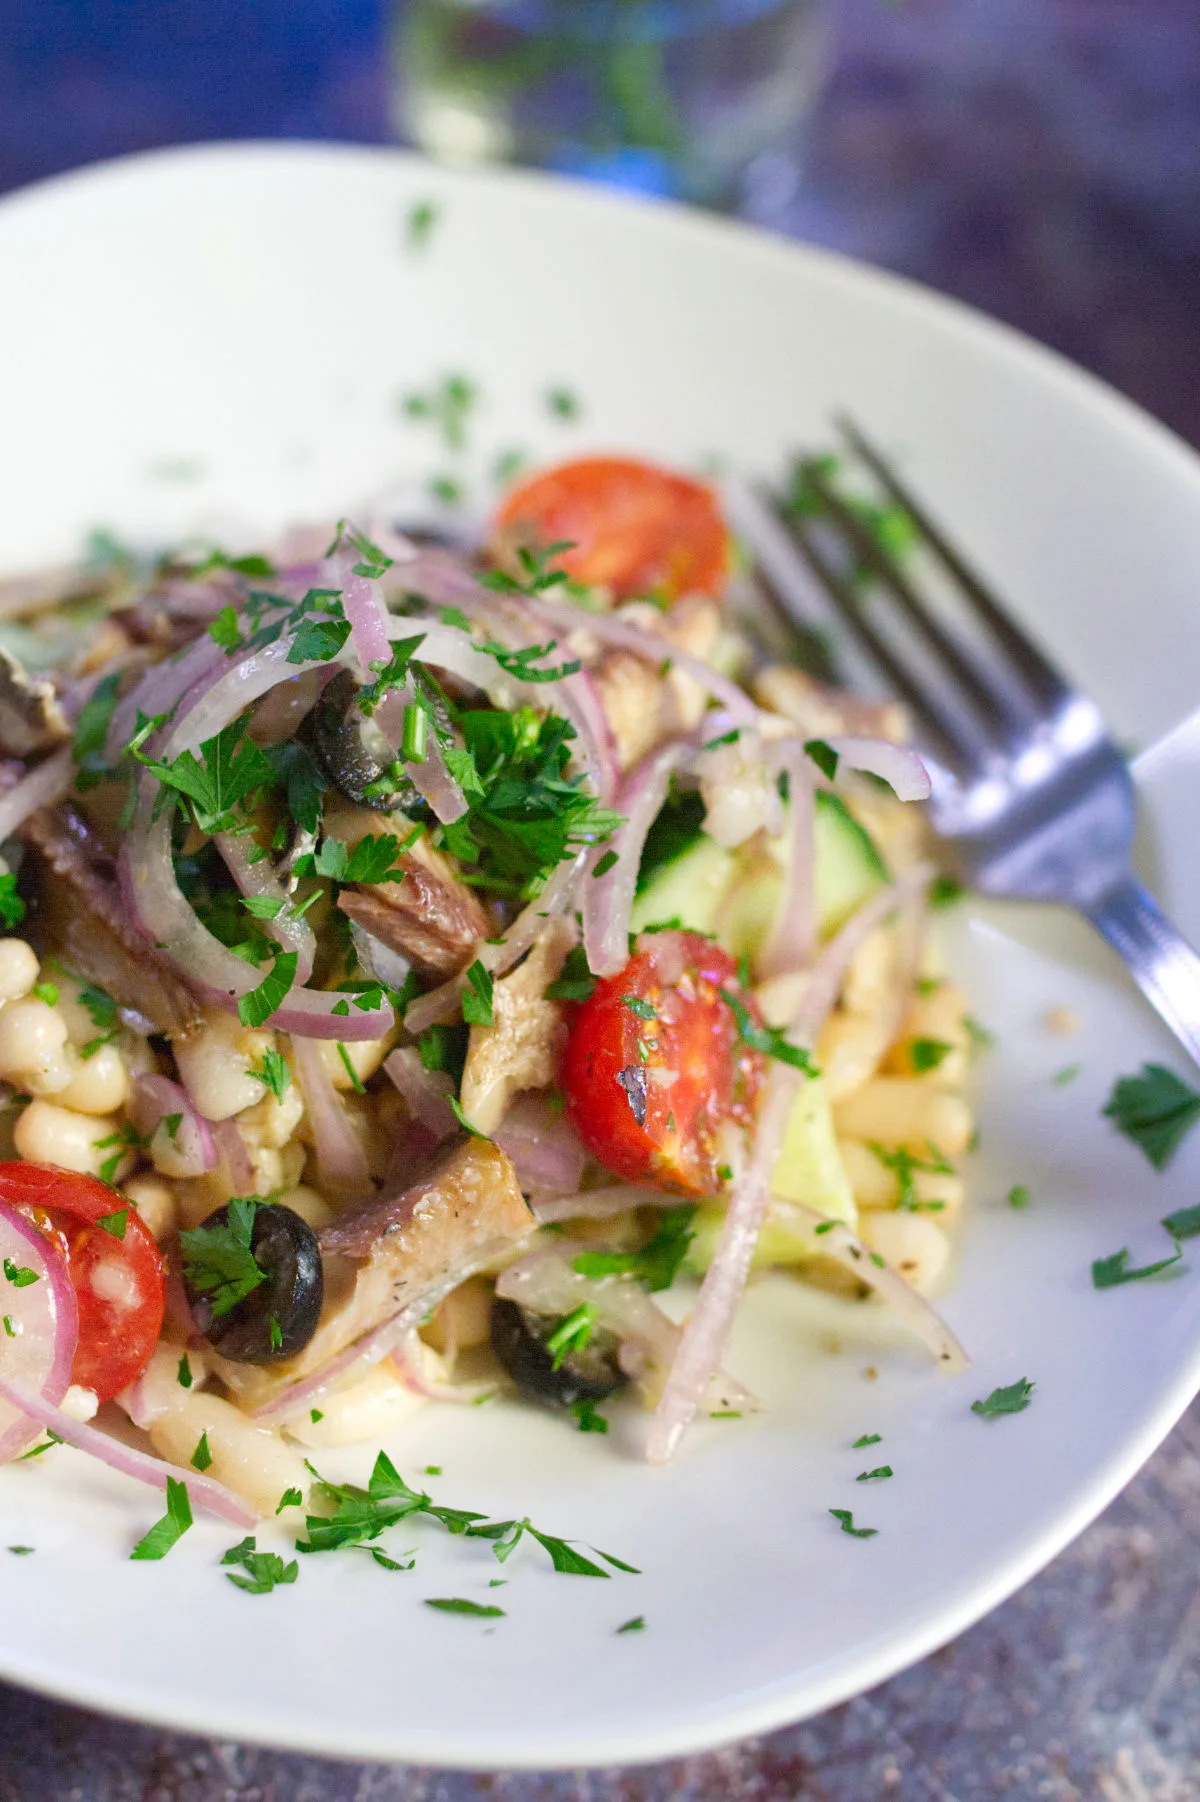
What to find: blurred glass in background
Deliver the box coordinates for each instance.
[392,0,827,208]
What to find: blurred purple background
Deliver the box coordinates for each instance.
[2,0,1198,446]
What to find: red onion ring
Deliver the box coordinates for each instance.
[128,1074,215,1178]
[290,1033,373,1204]
[0,1204,78,1462]
[493,1095,586,1195]
[213,828,316,981]
[757,741,817,981]
[0,1374,257,1525]
[211,1117,255,1193]
[0,746,74,845]
[387,1328,482,1404]
[826,735,931,803]
[583,738,692,978]
[383,1047,456,1141]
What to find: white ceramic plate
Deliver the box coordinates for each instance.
[2,143,1200,1769]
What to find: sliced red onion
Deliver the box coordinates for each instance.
[584,739,693,978]
[213,829,316,981]
[403,852,586,1036]
[0,1374,257,1525]
[760,1198,968,1373]
[826,735,931,803]
[349,921,411,996]
[387,1328,484,1404]
[695,727,782,850]
[495,1247,756,1414]
[531,1184,678,1225]
[105,630,230,763]
[0,745,74,845]
[290,1033,373,1205]
[247,666,332,747]
[0,1203,78,1462]
[493,1095,586,1195]
[521,594,762,725]
[128,1074,215,1179]
[333,554,392,674]
[211,1117,255,1193]
[374,679,467,826]
[758,741,817,981]
[384,1046,456,1141]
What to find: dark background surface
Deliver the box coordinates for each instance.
[2,2,1200,1796]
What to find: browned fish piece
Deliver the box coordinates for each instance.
[0,649,69,758]
[337,847,488,978]
[19,803,205,1037]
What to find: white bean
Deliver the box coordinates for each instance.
[13,1100,127,1178]
[121,1174,178,1242]
[0,998,74,1094]
[148,1391,307,1518]
[284,1364,429,1449]
[312,1035,390,1093]
[838,1137,964,1224]
[55,1042,130,1116]
[275,1184,335,1231]
[858,1210,952,1296]
[172,1011,277,1121]
[0,939,39,1004]
[816,1011,892,1102]
[833,1078,972,1158]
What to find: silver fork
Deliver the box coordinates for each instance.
[739,416,1200,1069]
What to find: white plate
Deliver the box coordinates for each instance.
[2,143,1200,1769]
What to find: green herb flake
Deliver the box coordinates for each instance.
[929,874,965,909]
[1092,1246,1184,1290]
[804,738,839,781]
[179,1196,265,1319]
[177,1354,193,1389]
[310,1410,323,1424]
[7,1545,34,1555]
[424,1597,505,1618]
[1052,1064,1082,1087]
[910,1037,953,1074]
[3,1258,38,1287]
[852,1433,882,1448]
[545,1302,597,1371]
[971,1378,1035,1419]
[592,849,619,879]
[0,874,25,930]
[829,1508,877,1538]
[130,1476,193,1561]
[237,950,298,1030]
[96,1208,128,1241]
[621,995,657,1022]
[856,1465,894,1482]
[546,386,581,421]
[572,1205,696,1294]
[616,1615,646,1634]
[31,981,58,1007]
[17,1434,62,1461]
[1102,1063,1200,1169]
[719,988,817,1074]
[335,1042,366,1095]
[2,1315,13,1337]
[868,1141,955,1212]
[461,959,495,1028]
[571,1398,608,1434]
[190,1431,213,1472]
[546,945,597,1003]
[1161,1203,1200,1241]
[222,1534,299,1596]
[251,1048,292,1102]
[406,199,439,248]
[276,1487,303,1514]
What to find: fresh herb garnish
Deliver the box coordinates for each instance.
[237,950,298,1029]
[30,980,58,1007]
[971,1378,1035,1418]
[1102,1063,1200,1169]
[221,1535,299,1596]
[1161,1203,1200,1241]
[592,849,619,879]
[544,1303,597,1370]
[177,1354,193,1389]
[572,1206,696,1293]
[867,1141,955,1211]
[3,1258,38,1287]
[1052,1064,1082,1087]
[571,1398,609,1433]
[335,1043,365,1095]
[251,1049,291,1102]
[461,960,495,1028]
[130,1477,193,1561]
[616,1615,646,1634]
[545,944,597,1003]
[0,874,25,930]
[909,1037,953,1074]
[93,1121,143,1185]
[1092,1246,1184,1289]
[2,1315,13,1336]
[190,1432,213,1472]
[17,1433,62,1460]
[719,988,817,1074]
[546,386,580,421]
[1006,1184,1031,1211]
[621,995,657,1021]
[929,874,965,908]
[276,1487,303,1514]
[72,671,122,788]
[401,373,476,452]
[292,833,409,887]
[179,1196,266,1318]
[856,1465,893,1482]
[804,738,839,781]
[135,717,274,836]
[852,1434,882,1448]
[96,1208,128,1241]
[829,1509,877,1539]
[424,1597,505,1618]
[406,199,439,248]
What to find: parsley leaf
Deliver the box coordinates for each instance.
[237,950,298,1029]
[1102,1063,1200,1169]
[221,1535,299,1595]
[616,1615,645,1634]
[852,1434,881,1448]
[406,198,439,248]
[829,1509,877,1538]
[276,1487,303,1514]
[971,1378,1035,1418]
[424,1597,505,1618]
[177,1355,193,1389]
[545,943,596,1003]
[571,1398,609,1433]
[868,1141,955,1211]
[179,1197,266,1319]
[130,1477,193,1561]
[251,1048,291,1102]
[719,988,817,1073]
[1162,1203,1200,1241]
[1092,1246,1184,1289]
[191,1431,213,1472]
[856,1465,893,1482]
[1006,1184,1031,1210]
[572,1205,697,1293]
[3,1258,38,1288]
[461,959,494,1028]
[72,671,122,786]
[135,718,274,835]
[910,1037,953,1074]
[804,737,839,781]
[544,1303,597,1370]
[96,1208,128,1241]
[0,873,26,930]
[293,834,408,888]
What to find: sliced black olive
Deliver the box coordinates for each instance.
[308,669,420,812]
[183,1201,324,1365]
[489,1296,626,1410]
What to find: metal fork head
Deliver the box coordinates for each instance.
[755,419,1136,910]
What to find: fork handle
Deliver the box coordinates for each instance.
[1085,876,1200,1069]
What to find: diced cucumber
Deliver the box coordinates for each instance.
[631,787,886,954]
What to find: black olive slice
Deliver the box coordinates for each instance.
[489,1296,626,1411]
[308,669,419,812]
[183,1201,324,1365]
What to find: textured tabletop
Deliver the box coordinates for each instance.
[1,1,1200,1795]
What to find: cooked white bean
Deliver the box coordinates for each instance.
[121,1174,178,1242]
[858,1210,952,1296]
[425,1274,493,1356]
[13,1100,128,1177]
[886,982,970,1085]
[816,1011,892,1102]
[238,1084,304,1151]
[0,998,74,1094]
[0,939,39,1004]
[841,926,897,1019]
[838,1137,964,1224]
[275,1183,335,1231]
[148,1391,307,1518]
[284,1363,430,1449]
[172,1010,276,1121]
[312,1035,390,1093]
[833,1078,972,1158]
[55,1042,130,1116]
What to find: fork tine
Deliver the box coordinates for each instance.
[836,414,1067,708]
[758,485,972,770]
[796,454,1023,739]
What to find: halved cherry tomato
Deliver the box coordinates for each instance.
[0,1162,164,1402]
[493,456,730,602]
[561,932,763,1197]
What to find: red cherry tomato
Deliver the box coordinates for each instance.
[561,932,764,1197]
[0,1162,165,1402]
[493,456,730,603]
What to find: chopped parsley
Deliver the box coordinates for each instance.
[480,539,574,599]
[2,1316,13,1337]
[572,1206,697,1293]
[1092,1246,1183,1289]
[96,1208,128,1241]
[544,1303,597,1370]
[401,373,476,453]
[7,1545,34,1555]
[621,995,657,1021]
[929,874,965,908]
[1102,1063,1200,1169]
[571,1398,608,1433]
[546,385,581,421]
[1006,1185,1031,1211]
[909,1037,953,1074]
[177,1354,193,1389]
[237,950,298,1029]
[276,1487,303,1514]
[616,1616,646,1635]
[971,1378,1034,1418]
[852,1434,881,1448]
[31,980,58,1007]
[222,1536,299,1595]
[407,199,439,248]
[94,1121,143,1185]
[829,1509,877,1538]
[1161,1203,1200,1241]
[592,849,619,879]
[461,960,495,1028]
[336,1043,365,1095]
[0,873,25,930]
[3,1258,38,1287]
[545,944,597,1003]
[868,1142,954,1211]
[135,717,274,836]
[130,1477,193,1561]
[719,988,817,1074]
[424,1597,505,1618]
[72,670,122,788]
[190,1431,213,1472]
[251,1049,291,1102]
[17,1433,62,1460]
[179,1196,266,1319]
[292,833,409,887]
[1052,1064,1082,1087]
[804,738,839,781]
[855,1465,893,1482]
